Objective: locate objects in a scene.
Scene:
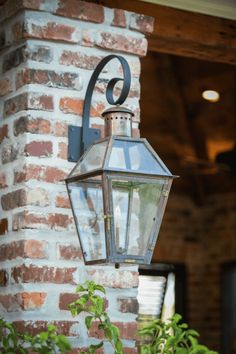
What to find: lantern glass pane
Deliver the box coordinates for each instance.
[108,140,171,176]
[68,140,108,178]
[68,179,106,262]
[111,178,166,256]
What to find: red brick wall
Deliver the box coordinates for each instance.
[0,0,153,351]
[154,192,236,351]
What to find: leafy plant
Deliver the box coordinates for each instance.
[0,318,26,354]
[27,324,71,354]
[0,318,71,354]
[0,283,218,354]
[138,313,218,354]
[69,280,123,354]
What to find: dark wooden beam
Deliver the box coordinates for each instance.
[101,0,236,65]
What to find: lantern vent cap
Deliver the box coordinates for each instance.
[102,106,134,117]
[102,106,134,138]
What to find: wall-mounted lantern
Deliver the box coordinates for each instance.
[65,55,176,266]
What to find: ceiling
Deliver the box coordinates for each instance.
[140,52,236,200]
[99,0,236,201]
[139,0,236,21]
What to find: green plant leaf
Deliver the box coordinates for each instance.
[87,341,103,354]
[114,338,123,352]
[76,284,86,293]
[94,284,106,294]
[85,316,93,330]
[187,329,200,337]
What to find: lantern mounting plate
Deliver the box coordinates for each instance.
[68,125,101,162]
[67,54,131,162]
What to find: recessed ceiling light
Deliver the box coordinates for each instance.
[202,89,220,102]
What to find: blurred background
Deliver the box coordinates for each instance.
[101,0,236,352]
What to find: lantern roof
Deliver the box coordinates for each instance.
[67,136,174,180]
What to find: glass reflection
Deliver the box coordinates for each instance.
[112,179,165,256]
[108,140,170,175]
[68,181,106,262]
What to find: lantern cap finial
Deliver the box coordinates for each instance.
[102,106,134,137]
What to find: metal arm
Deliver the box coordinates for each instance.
[68,55,131,162]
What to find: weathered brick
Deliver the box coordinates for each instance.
[26,44,53,63]
[59,50,102,70]
[48,213,73,230]
[13,211,73,231]
[26,187,49,207]
[59,97,105,117]
[96,32,147,57]
[55,194,70,208]
[112,322,138,340]
[89,321,137,340]
[56,0,104,23]
[4,92,28,116]
[4,92,54,117]
[23,239,48,259]
[53,121,68,137]
[1,143,20,164]
[57,142,67,159]
[14,164,42,184]
[16,68,82,90]
[0,240,48,261]
[81,29,95,47]
[17,292,47,310]
[14,164,67,184]
[14,320,78,336]
[14,116,52,136]
[24,19,80,43]
[2,46,26,72]
[117,297,138,314]
[1,189,26,210]
[0,0,38,23]
[58,244,82,260]
[28,93,54,111]
[112,9,127,28]
[0,124,8,143]
[3,45,53,73]
[0,218,8,235]
[0,294,18,312]
[12,264,77,284]
[86,269,139,288]
[0,78,12,96]
[25,141,53,157]
[59,97,83,115]
[0,241,23,261]
[119,58,141,78]
[129,13,154,33]
[13,211,47,230]
[0,172,7,189]
[0,270,8,286]
[43,166,67,183]
[12,21,24,41]
[59,293,79,310]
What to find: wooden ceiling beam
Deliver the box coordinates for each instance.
[101,0,236,65]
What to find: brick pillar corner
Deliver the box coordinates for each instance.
[0,0,154,351]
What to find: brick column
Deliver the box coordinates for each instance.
[0,0,153,351]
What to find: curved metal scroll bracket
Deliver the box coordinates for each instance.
[68,55,131,162]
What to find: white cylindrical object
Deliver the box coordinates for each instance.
[137,275,166,316]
